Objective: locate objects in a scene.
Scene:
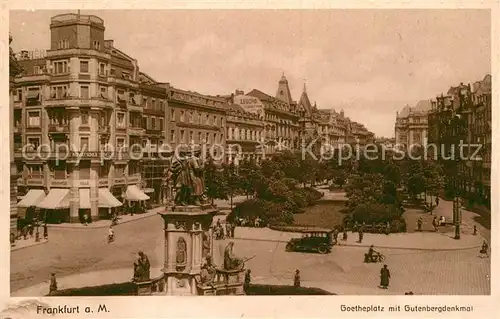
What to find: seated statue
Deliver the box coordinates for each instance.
[223,242,244,271]
[133,251,151,282]
[200,255,217,284]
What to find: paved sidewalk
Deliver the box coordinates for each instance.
[48,207,166,229]
[11,238,49,252]
[432,198,490,242]
[230,227,483,251]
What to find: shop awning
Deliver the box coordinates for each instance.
[125,185,150,201]
[99,188,122,208]
[17,189,46,208]
[37,188,70,210]
[79,189,91,209]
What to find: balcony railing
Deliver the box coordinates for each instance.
[99,125,110,134]
[48,123,69,133]
[128,127,145,136]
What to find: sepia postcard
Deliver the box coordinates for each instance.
[1,1,498,318]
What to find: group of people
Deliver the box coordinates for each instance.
[214,219,235,240]
[15,216,48,242]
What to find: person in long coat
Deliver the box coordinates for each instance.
[380,264,390,289]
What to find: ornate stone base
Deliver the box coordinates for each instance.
[134,280,153,296]
[195,268,246,295]
[197,282,245,295]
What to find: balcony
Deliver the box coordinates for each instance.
[128,174,141,184]
[48,123,69,134]
[128,127,145,136]
[98,178,109,187]
[50,179,69,187]
[146,128,163,136]
[99,125,110,135]
[128,104,143,113]
[45,97,113,109]
[113,177,127,185]
[26,177,44,186]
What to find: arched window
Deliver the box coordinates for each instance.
[176,237,187,267]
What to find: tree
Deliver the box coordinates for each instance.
[238,159,260,198]
[204,158,228,204]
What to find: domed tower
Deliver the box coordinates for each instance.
[275,73,293,106]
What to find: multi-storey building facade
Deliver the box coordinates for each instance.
[12,13,377,225]
[245,77,301,153]
[428,75,491,206]
[224,100,265,164]
[394,100,432,147]
[167,88,227,159]
[13,13,163,223]
[10,34,24,240]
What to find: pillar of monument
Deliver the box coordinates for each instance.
[159,204,217,296]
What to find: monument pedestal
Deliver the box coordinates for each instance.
[159,204,218,296]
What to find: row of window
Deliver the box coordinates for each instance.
[226,127,261,141]
[171,109,223,126]
[169,130,223,145]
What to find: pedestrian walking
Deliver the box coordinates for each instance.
[49,273,58,294]
[244,269,251,292]
[435,197,439,207]
[225,223,231,238]
[294,269,301,287]
[358,223,364,243]
[473,225,477,236]
[385,221,390,235]
[480,240,489,258]
[342,228,348,241]
[230,223,235,238]
[417,217,423,232]
[432,217,438,232]
[380,264,390,289]
[43,223,48,239]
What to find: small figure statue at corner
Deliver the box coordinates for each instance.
[133,251,151,282]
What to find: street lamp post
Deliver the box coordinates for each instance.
[453,191,461,240]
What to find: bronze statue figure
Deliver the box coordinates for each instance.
[171,152,207,206]
[133,251,151,282]
[223,242,244,271]
[200,255,217,284]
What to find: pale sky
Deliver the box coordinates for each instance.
[10,10,491,137]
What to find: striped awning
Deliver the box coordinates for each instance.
[98,188,122,208]
[125,185,150,201]
[17,189,46,208]
[37,188,70,209]
[79,189,91,209]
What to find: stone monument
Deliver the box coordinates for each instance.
[134,151,249,295]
